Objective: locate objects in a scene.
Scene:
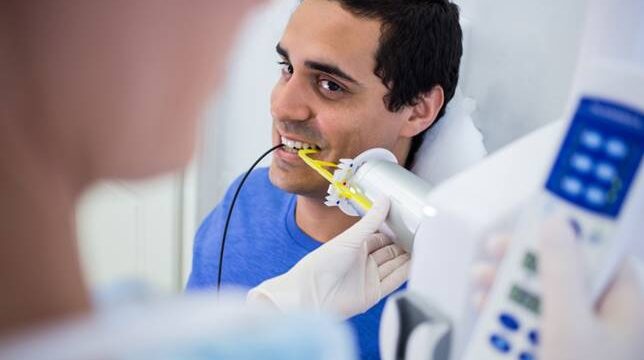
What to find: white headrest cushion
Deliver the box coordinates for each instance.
[412,89,488,186]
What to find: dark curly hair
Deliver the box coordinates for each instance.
[331,0,462,168]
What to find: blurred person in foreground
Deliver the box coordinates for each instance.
[0,4,401,358]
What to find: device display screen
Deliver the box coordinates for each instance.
[522,252,538,273]
[509,284,540,315]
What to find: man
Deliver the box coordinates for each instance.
[188,0,462,358]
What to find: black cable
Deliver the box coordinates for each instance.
[217,144,284,292]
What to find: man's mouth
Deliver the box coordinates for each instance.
[280,136,322,153]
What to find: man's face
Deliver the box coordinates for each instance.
[269,0,414,197]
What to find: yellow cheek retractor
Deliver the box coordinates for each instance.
[297,148,373,212]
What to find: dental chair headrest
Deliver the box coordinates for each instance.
[411,88,488,186]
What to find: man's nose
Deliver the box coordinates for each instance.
[271,76,313,122]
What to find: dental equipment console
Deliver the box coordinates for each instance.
[463,63,644,360]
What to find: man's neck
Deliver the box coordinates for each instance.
[295,195,359,243]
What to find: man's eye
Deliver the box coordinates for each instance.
[319,79,344,93]
[278,61,293,75]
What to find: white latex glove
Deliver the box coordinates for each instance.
[469,234,510,310]
[247,197,410,319]
[539,218,644,360]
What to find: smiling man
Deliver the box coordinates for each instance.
[188,0,462,358]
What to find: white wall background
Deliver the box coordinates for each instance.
[77,175,186,293]
[455,0,588,150]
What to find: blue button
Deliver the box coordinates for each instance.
[580,130,603,150]
[561,176,583,196]
[499,313,520,331]
[528,329,539,346]
[490,334,512,353]
[519,351,536,360]
[570,153,593,173]
[595,162,616,182]
[585,187,606,206]
[606,138,628,159]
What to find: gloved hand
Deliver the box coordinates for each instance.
[469,233,510,310]
[247,197,410,319]
[539,218,644,360]
[470,219,644,360]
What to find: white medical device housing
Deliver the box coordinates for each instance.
[462,61,644,360]
[351,159,434,253]
[324,148,433,253]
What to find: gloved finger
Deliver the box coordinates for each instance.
[381,258,410,295]
[366,232,393,254]
[341,196,390,242]
[484,233,511,261]
[470,291,488,313]
[378,253,411,280]
[470,262,496,290]
[539,216,591,319]
[597,258,644,329]
[372,243,405,266]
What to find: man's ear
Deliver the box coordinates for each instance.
[400,85,444,138]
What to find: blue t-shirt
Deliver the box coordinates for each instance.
[187,168,393,359]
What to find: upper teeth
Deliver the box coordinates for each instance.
[281,136,320,151]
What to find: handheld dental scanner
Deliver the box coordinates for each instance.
[298,148,434,253]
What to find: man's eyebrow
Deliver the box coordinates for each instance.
[276,43,360,86]
[304,60,360,85]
